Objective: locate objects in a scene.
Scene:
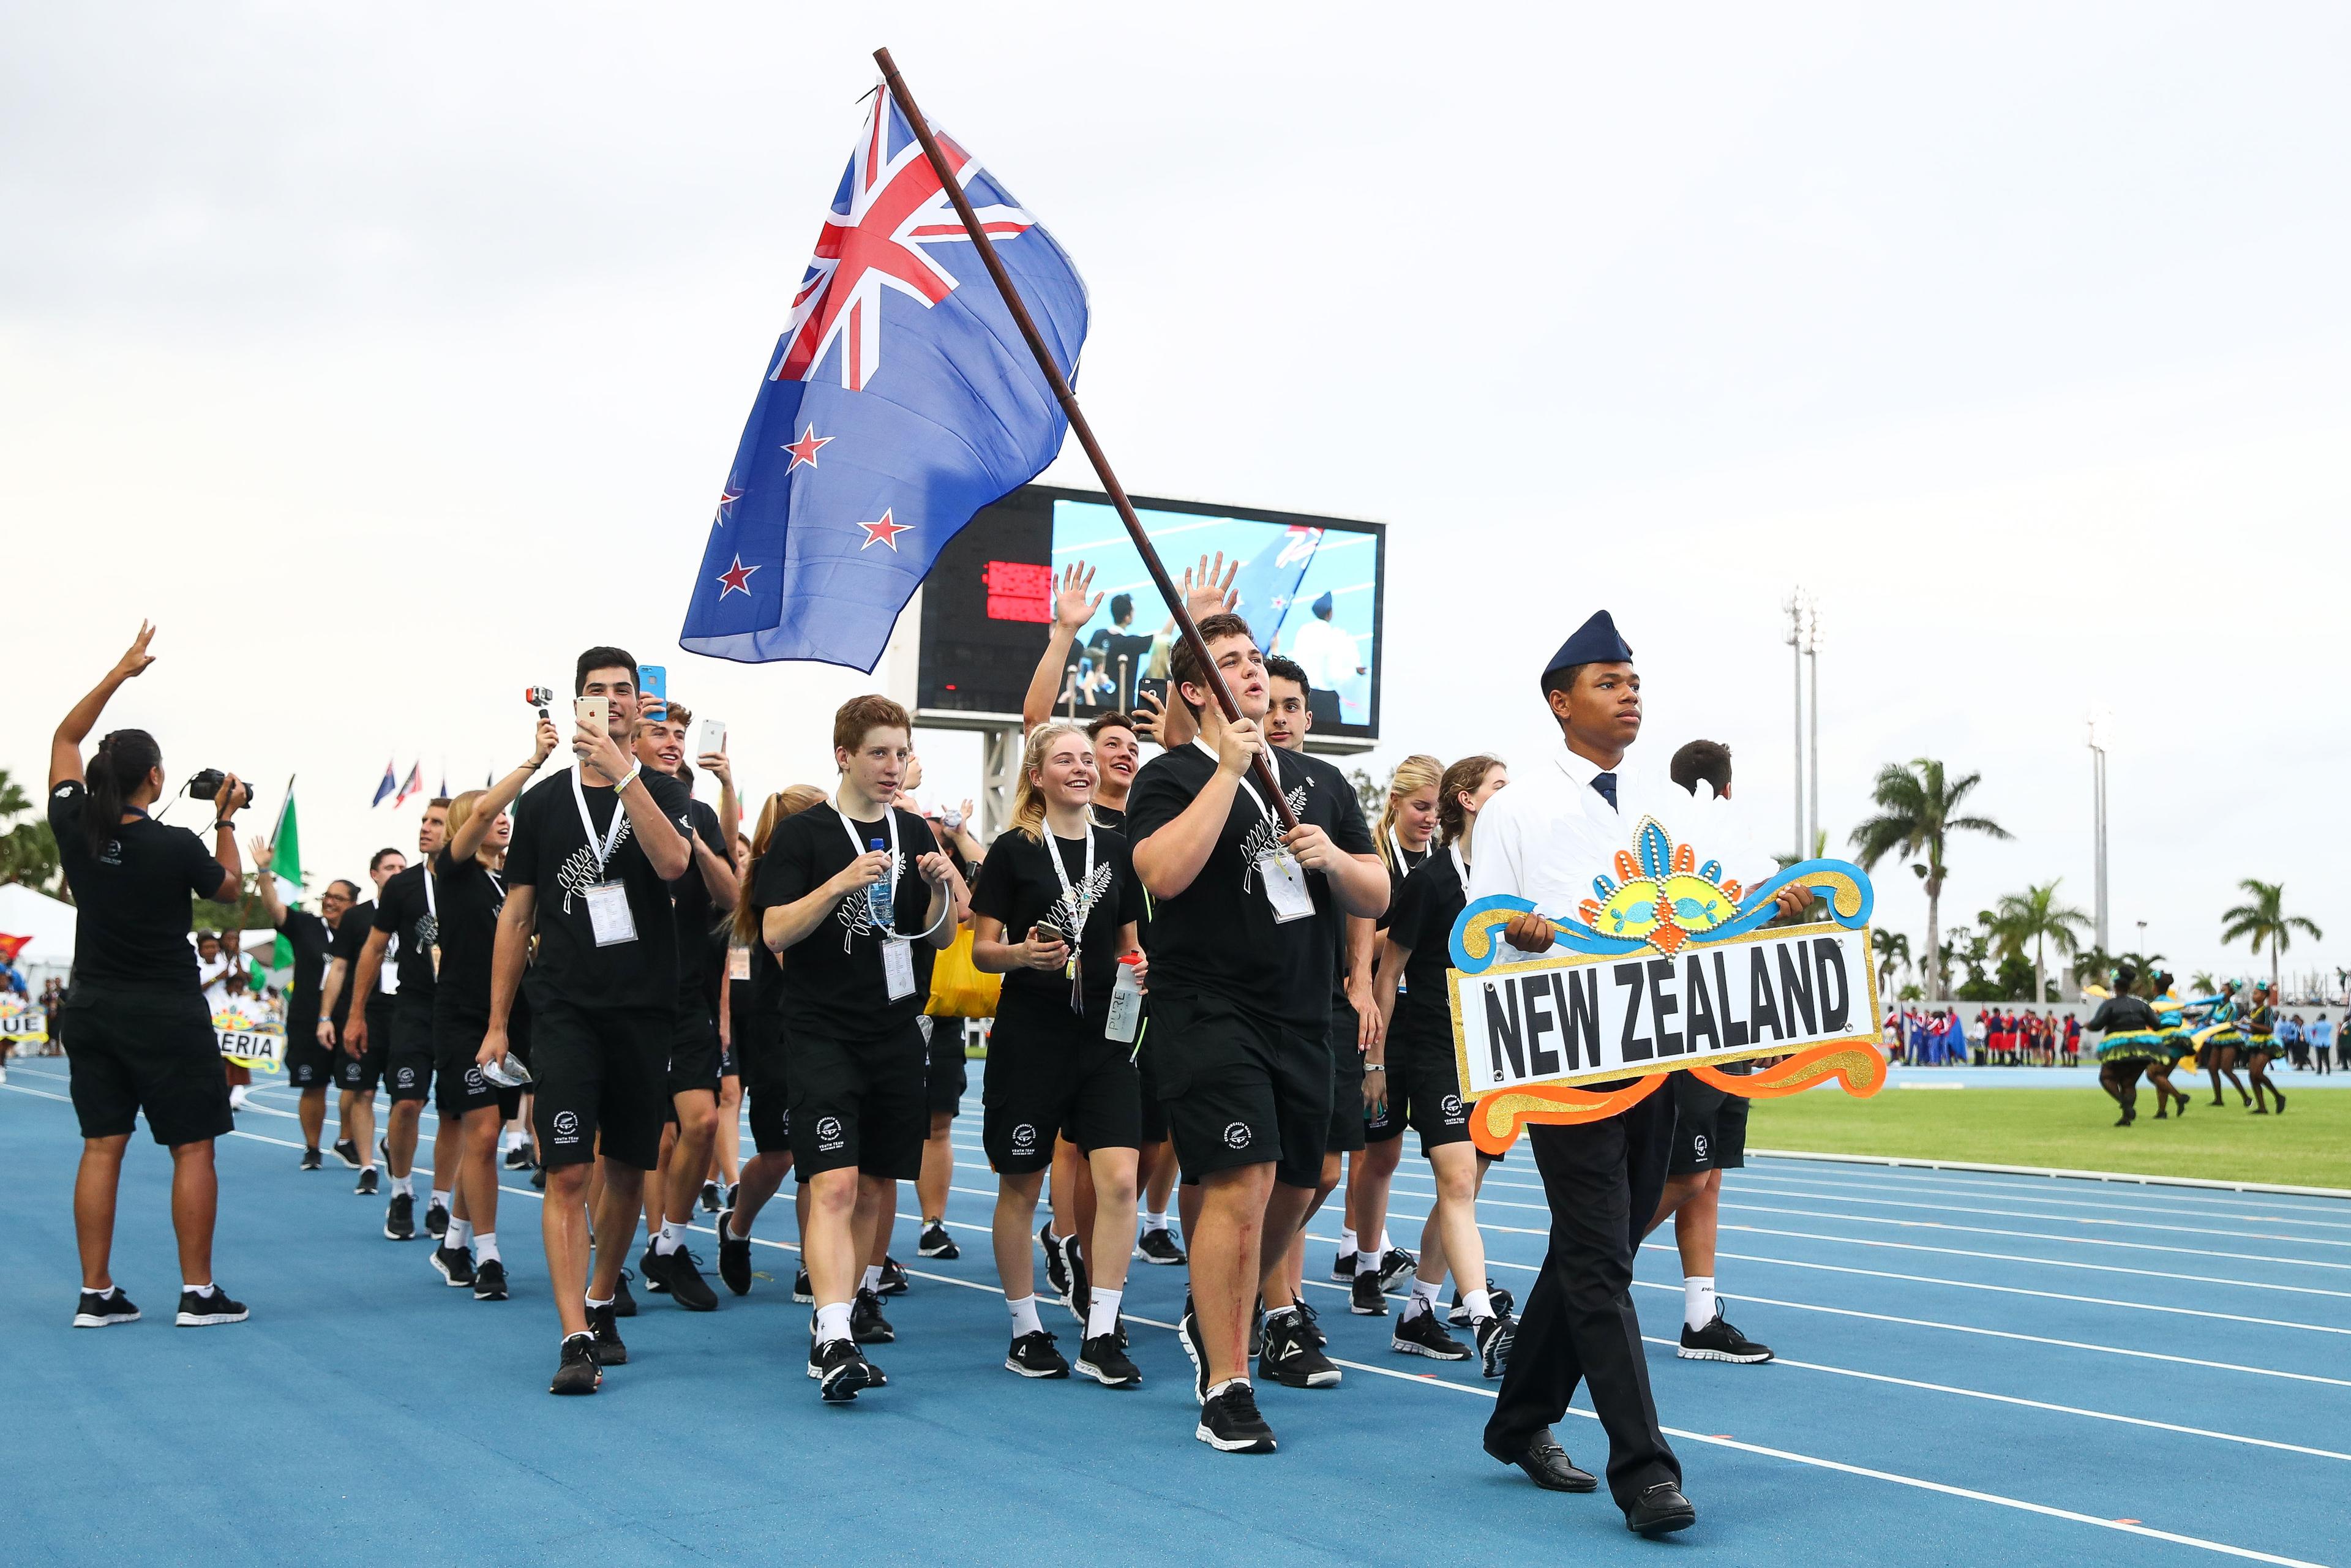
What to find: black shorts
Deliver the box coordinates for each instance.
[666,997,722,1102]
[1325,996,1367,1155]
[719,1040,740,1080]
[924,1016,967,1117]
[59,986,232,1148]
[432,1007,523,1119]
[1373,1026,1473,1155]
[385,996,435,1104]
[1135,1028,1169,1144]
[283,1026,336,1091]
[337,995,394,1094]
[748,1081,792,1155]
[1150,990,1329,1190]
[981,991,1142,1173]
[1668,1070,1749,1176]
[530,999,671,1171]
[786,1019,928,1182]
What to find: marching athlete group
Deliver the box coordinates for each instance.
[45,587,1802,1538]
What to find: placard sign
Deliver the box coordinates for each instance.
[0,1003,47,1045]
[214,1008,285,1072]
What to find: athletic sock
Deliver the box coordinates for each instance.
[861,1264,883,1294]
[1684,1275,1717,1330]
[1205,1376,1250,1401]
[391,1175,413,1198]
[188,1282,219,1297]
[1007,1294,1044,1337]
[1463,1286,1494,1323]
[656,1219,685,1255]
[1142,1210,1168,1234]
[1412,1277,1442,1310]
[724,1210,749,1241]
[1086,1287,1123,1340]
[814,1300,853,1343]
[447,1218,474,1252]
[429,1188,451,1214]
[473,1231,500,1264]
[1377,1229,1395,1255]
[1338,1227,1359,1262]
[585,1292,614,1310]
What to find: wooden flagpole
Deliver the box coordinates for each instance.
[871,47,1298,829]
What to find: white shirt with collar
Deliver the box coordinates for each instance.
[1466,737,1769,963]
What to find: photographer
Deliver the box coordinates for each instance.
[48,623,251,1329]
[250,839,353,1170]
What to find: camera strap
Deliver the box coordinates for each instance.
[1042,822,1095,1008]
[570,764,632,879]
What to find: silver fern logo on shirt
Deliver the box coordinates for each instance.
[1238,784,1311,893]
[555,814,632,915]
[836,850,904,951]
[1044,860,1117,945]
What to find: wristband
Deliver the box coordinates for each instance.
[212,819,236,832]
[614,762,643,793]
[1363,1064,1387,1073]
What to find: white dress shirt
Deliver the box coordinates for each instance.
[1466,737,1772,962]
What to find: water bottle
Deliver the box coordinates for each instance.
[1106,953,1145,1044]
[864,838,896,931]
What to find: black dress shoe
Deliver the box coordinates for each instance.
[1482,1427,1598,1493]
[1624,1480,1697,1536]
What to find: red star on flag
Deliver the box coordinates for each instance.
[858,510,912,551]
[712,486,743,527]
[782,427,831,470]
[716,555,759,597]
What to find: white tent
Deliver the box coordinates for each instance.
[0,883,77,967]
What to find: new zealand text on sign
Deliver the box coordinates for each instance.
[1450,924,1878,1097]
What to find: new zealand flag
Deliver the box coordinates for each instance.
[679,85,1089,670]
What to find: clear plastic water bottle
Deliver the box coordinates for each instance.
[1106,952,1145,1044]
[864,838,896,931]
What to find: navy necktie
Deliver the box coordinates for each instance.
[1591,771,1618,811]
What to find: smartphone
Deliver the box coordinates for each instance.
[699,718,727,757]
[639,664,667,703]
[1134,677,1169,713]
[575,695,607,728]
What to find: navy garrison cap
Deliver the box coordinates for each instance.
[1311,590,1334,617]
[1541,610,1633,688]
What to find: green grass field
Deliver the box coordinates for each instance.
[1750,1086,2351,1191]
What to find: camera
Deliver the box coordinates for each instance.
[185,769,253,809]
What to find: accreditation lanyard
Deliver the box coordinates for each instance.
[571,765,639,947]
[836,805,917,1001]
[1193,740,1313,923]
[1043,824,1096,1011]
[422,858,439,977]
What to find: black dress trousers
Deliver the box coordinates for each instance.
[1482,1086,1679,1507]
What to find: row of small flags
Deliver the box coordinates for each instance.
[369,760,445,809]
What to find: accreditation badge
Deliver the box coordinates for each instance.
[1258,850,1314,923]
[882,937,917,1001]
[585,882,637,947]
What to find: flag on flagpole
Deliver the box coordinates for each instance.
[1230,525,1325,655]
[370,760,397,808]
[393,762,423,808]
[266,783,302,973]
[678,81,1087,673]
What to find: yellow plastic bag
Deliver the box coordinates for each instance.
[926,926,1002,1019]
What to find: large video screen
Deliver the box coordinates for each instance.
[917,486,1387,748]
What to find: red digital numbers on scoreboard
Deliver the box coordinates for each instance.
[984,560,1053,623]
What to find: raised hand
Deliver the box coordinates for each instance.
[1054,562,1102,634]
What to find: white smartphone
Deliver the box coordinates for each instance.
[699,718,727,757]
[576,695,607,729]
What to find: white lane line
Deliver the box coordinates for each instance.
[1714,1223,2351,1301]
[1744,1163,2351,1228]
[1720,1181,2351,1251]
[1712,1202,2351,1271]
[1749,1149,2351,1202]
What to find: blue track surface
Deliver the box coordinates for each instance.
[6,1058,2346,1567]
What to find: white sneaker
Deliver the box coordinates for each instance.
[228,1085,251,1111]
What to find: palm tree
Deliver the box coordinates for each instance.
[1871,928,1910,1007]
[2114,950,2166,999]
[0,768,62,896]
[1986,880,2091,1003]
[1850,759,2011,997]
[2220,880,2323,1000]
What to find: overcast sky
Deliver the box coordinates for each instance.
[6,2,2344,989]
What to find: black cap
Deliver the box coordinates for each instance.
[1542,610,1633,687]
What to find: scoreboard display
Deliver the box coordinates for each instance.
[916,485,1387,749]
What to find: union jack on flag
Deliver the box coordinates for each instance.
[680,83,1089,671]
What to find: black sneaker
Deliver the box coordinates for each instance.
[1007,1329,1070,1378]
[426,1202,449,1240]
[503,1144,534,1170]
[585,1302,628,1365]
[1329,1248,1358,1283]
[1392,1304,1471,1360]
[793,1266,814,1304]
[1259,1307,1341,1388]
[662,1247,718,1311]
[355,1166,380,1196]
[1475,1311,1517,1379]
[1178,1295,1210,1403]
[333,1138,363,1171]
[1375,1247,1417,1291]
[1039,1221,1071,1299]
[529,1164,547,1191]
[918,1221,959,1259]
[640,1242,672,1294]
[877,1256,910,1297]
[550,1332,600,1394]
[1350,1270,1389,1315]
[431,1242,476,1288]
[724,1182,740,1210]
[1293,1297,1328,1349]
[1195,1381,1277,1453]
[716,1209,752,1296]
[383,1191,415,1241]
[1136,1227,1186,1266]
[473,1259,509,1301]
[850,1286,896,1344]
[1449,1280,1515,1327]
[175,1286,249,1327]
[700,1180,722,1214]
[612,1269,638,1318]
[72,1288,141,1328]
[1077,1330,1142,1387]
[300,1147,323,1171]
[1679,1305,1772,1364]
[810,1335,876,1403]
[1060,1235,1090,1324]
[1249,1295,1264,1359]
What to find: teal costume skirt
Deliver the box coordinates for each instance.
[2096,1030,2168,1065]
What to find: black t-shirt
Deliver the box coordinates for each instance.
[1088,804,1128,833]
[504,767,694,1007]
[275,908,334,1035]
[372,863,438,1002]
[969,824,1145,1013]
[752,801,940,1043]
[1384,849,1465,1052]
[429,847,508,1016]
[330,900,375,1026]
[1126,741,1376,1036]
[48,781,226,992]
[670,797,732,1008]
